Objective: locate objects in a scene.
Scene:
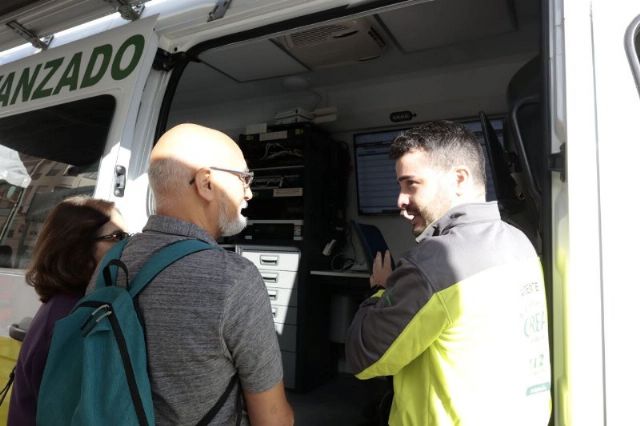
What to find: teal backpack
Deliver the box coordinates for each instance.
[36,238,237,426]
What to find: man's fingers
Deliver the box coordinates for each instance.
[373,252,382,269]
[382,251,391,270]
[370,252,384,288]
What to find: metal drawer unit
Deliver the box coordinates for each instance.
[239,246,300,389]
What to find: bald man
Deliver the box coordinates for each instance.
[96,124,293,425]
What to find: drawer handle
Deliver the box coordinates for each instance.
[268,289,278,300]
[261,272,278,283]
[272,307,277,318]
[260,255,279,266]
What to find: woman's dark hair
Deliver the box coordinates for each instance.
[26,196,115,302]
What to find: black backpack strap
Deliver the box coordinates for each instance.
[235,379,243,426]
[95,239,129,289]
[102,258,130,288]
[195,375,239,426]
[0,366,15,406]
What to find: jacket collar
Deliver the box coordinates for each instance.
[415,201,500,242]
[143,215,217,245]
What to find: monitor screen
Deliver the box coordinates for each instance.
[354,129,405,215]
[353,118,504,215]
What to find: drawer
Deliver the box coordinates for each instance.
[266,287,297,307]
[274,322,297,352]
[259,270,297,290]
[242,251,300,271]
[271,304,297,325]
[281,350,296,389]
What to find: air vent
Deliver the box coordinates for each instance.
[289,24,352,46]
[279,18,386,69]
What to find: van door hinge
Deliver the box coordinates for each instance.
[103,0,145,21]
[114,165,127,197]
[6,20,53,50]
[153,49,190,71]
[549,143,566,182]
[208,0,233,22]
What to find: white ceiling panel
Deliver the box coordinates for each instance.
[379,0,516,53]
[197,39,308,82]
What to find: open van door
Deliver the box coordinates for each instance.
[0,0,150,52]
[0,15,158,336]
[548,0,640,424]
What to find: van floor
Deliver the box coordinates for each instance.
[287,374,390,426]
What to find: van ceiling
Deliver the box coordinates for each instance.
[175,0,540,107]
[380,0,516,52]
[0,0,148,52]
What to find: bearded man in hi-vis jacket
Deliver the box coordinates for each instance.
[345,120,551,426]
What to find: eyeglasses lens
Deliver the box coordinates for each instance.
[97,231,128,242]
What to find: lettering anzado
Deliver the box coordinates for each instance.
[0,34,145,108]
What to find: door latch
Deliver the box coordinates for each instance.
[114,165,126,197]
[548,143,566,182]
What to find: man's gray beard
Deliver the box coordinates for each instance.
[219,200,248,237]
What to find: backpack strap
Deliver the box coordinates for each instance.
[0,366,15,406]
[94,239,129,289]
[195,374,239,426]
[128,239,215,298]
[234,377,243,426]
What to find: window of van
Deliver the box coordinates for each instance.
[0,95,115,268]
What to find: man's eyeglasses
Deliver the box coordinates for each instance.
[95,230,130,242]
[189,166,254,187]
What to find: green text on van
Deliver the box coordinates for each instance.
[0,34,145,107]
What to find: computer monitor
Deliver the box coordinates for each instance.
[353,129,405,215]
[353,117,504,215]
[351,220,395,272]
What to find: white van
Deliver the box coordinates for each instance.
[1,0,639,424]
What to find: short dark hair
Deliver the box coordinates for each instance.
[390,120,486,188]
[26,196,115,302]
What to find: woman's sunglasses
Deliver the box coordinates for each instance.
[95,230,130,242]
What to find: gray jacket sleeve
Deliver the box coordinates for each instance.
[345,257,447,378]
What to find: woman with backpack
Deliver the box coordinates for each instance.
[7,196,128,426]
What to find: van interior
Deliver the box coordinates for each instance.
[167,0,544,252]
[160,0,546,423]
[0,0,547,424]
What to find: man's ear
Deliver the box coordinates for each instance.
[453,165,471,197]
[194,170,216,201]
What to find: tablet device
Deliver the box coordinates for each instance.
[351,220,395,272]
